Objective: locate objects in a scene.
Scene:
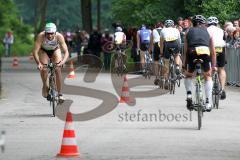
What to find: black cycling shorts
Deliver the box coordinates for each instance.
[186,48,211,73]
[216,47,226,67]
[153,42,160,61]
[140,43,150,51]
[41,47,59,58]
[163,40,180,59]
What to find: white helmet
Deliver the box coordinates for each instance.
[45,23,57,33]
[116,26,122,32]
[207,16,219,25]
[164,19,174,27]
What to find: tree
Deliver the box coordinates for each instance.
[34,0,48,38]
[111,0,185,27]
[81,0,92,33]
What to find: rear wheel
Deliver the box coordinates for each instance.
[197,104,203,130]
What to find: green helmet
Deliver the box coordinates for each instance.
[45,23,57,33]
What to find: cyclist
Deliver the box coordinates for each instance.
[207,16,227,99]
[137,24,152,73]
[113,26,127,68]
[160,19,181,88]
[183,15,217,112]
[33,22,69,101]
[151,22,163,85]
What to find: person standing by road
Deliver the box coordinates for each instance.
[3,31,14,57]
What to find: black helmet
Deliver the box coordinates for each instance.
[192,15,206,24]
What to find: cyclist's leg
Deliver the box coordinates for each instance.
[140,49,145,71]
[217,51,227,99]
[184,53,195,110]
[39,50,49,98]
[52,49,63,97]
[202,55,213,111]
[153,42,160,77]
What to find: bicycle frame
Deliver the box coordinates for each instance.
[46,59,58,117]
[193,61,204,130]
[143,50,152,79]
[114,45,125,76]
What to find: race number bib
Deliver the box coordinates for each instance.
[195,46,210,55]
[215,47,223,53]
[165,37,177,42]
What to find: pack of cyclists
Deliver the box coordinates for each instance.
[33,14,227,112]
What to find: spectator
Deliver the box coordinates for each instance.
[232,29,240,48]
[64,31,74,57]
[3,31,14,57]
[233,19,239,29]
[177,17,184,28]
[88,28,102,58]
[101,29,113,71]
[225,26,236,45]
[73,30,83,58]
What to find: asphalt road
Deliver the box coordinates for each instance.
[0,57,240,160]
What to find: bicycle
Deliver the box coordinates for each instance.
[113,44,126,76]
[167,48,182,94]
[44,59,62,117]
[143,50,153,79]
[192,59,205,130]
[157,57,165,89]
[212,71,221,109]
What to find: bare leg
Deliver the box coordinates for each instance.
[39,51,49,97]
[218,67,226,90]
[52,49,63,94]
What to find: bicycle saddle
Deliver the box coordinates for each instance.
[193,59,204,64]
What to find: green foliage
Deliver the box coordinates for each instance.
[112,0,240,27]
[184,0,239,24]
[0,0,33,56]
[111,0,185,27]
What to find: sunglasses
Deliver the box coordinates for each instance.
[46,32,55,35]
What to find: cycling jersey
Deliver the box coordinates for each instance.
[152,28,162,43]
[207,25,226,67]
[160,27,181,59]
[41,34,59,51]
[160,27,180,42]
[137,29,152,51]
[186,27,211,72]
[207,25,226,47]
[152,27,162,61]
[187,27,210,48]
[114,31,126,45]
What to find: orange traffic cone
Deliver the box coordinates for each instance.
[12,57,19,67]
[119,75,130,103]
[57,112,80,158]
[67,61,76,78]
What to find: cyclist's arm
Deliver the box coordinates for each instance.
[58,33,69,64]
[183,33,188,67]
[136,31,140,49]
[149,31,153,54]
[32,33,43,65]
[160,36,164,57]
[177,30,181,49]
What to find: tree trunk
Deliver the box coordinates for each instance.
[34,0,48,39]
[39,0,48,32]
[97,0,100,31]
[81,0,92,33]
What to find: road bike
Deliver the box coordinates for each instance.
[113,44,127,76]
[143,50,153,79]
[44,60,62,117]
[192,59,205,130]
